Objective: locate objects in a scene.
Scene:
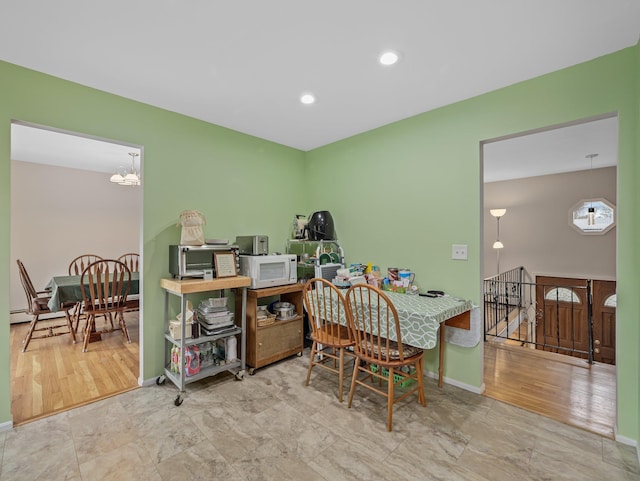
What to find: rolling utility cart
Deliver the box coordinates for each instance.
[158,276,251,406]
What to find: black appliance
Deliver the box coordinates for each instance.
[306,211,335,240]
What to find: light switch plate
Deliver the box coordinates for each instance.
[452,244,468,260]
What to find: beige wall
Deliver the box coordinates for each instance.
[10,160,141,315]
[483,166,616,280]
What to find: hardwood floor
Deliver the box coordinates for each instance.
[10,311,139,426]
[483,341,616,438]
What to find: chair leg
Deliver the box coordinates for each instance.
[106,313,115,330]
[338,347,345,402]
[64,310,77,344]
[415,359,426,407]
[347,358,360,408]
[387,367,395,432]
[72,303,81,333]
[119,312,131,343]
[82,315,95,352]
[305,340,318,387]
[21,314,39,352]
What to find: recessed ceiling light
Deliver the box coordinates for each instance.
[379,50,400,66]
[300,93,316,105]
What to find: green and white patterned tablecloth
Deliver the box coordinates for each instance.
[377,292,473,349]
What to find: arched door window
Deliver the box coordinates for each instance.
[604,294,617,308]
[545,287,581,303]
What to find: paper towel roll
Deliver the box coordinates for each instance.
[225,337,238,362]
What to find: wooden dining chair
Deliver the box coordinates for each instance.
[80,259,132,352]
[303,278,356,402]
[17,259,76,352]
[117,253,140,314]
[345,283,426,431]
[68,254,104,332]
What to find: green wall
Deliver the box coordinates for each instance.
[635,40,640,446]
[306,46,639,441]
[0,60,307,425]
[1,44,639,442]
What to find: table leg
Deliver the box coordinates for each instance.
[438,311,469,387]
[438,324,445,388]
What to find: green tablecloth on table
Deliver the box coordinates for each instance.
[45,272,140,312]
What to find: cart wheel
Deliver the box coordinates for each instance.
[174,394,183,406]
[249,367,256,376]
[235,370,245,381]
[156,375,166,385]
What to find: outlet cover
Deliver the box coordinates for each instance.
[452,244,468,260]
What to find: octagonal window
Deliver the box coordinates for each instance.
[569,198,616,235]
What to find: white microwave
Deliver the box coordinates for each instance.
[239,254,297,289]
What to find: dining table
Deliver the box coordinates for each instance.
[45,272,140,312]
[312,289,474,387]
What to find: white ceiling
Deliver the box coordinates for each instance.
[11,123,141,174]
[483,116,618,182]
[3,1,637,177]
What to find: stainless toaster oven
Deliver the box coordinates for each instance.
[169,244,239,279]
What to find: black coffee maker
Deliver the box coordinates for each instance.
[306,211,335,240]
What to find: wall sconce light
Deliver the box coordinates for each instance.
[490,208,506,274]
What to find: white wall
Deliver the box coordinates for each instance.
[483,166,616,280]
[10,160,141,314]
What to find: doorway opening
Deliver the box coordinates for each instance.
[9,120,143,425]
[480,114,618,438]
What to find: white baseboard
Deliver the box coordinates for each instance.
[0,420,13,433]
[10,311,64,325]
[613,427,640,468]
[139,376,159,387]
[614,426,639,447]
[424,371,485,394]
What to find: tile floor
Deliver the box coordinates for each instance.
[1,353,638,481]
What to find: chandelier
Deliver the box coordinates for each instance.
[110,152,141,186]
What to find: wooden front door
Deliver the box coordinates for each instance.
[592,280,616,364]
[535,276,589,359]
[535,276,616,364]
